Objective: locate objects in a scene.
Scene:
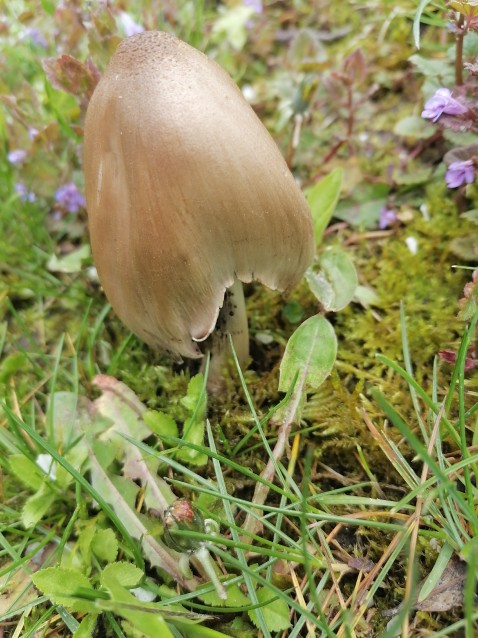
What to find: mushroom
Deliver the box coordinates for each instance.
[83,31,314,386]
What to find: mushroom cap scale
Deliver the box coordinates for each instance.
[84,31,314,360]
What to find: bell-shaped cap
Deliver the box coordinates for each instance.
[84,31,314,359]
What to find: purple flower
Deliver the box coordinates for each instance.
[15,182,36,203]
[55,182,85,213]
[7,149,27,165]
[118,12,145,37]
[243,0,263,13]
[422,88,468,122]
[379,207,397,229]
[445,159,475,188]
[25,27,47,48]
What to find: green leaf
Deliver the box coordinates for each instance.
[393,115,435,140]
[197,582,250,607]
[73,614,98,638]
[101,562,143,589]
[0,352,29,383]
[413,0,432,49]
[279,315,337,393]
[91,528,118,563]
[143,410,178,439]
[248,587,290,633]
[32,567,97,613]
[47,244,90,274]
[306,167,343,246]
[181,373,206,416]
[418,542,454,603]
[334,183,389,229]
[306,246,358,311]
[9,454,44,490]
[21,485,56,528]
[177,417,208,466]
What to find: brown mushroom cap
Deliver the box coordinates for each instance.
[84,31,314,360]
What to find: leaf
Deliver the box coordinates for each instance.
[32,567,97,613]
[306,246,358,311]
[86,444,190,587]
[418,542,454,603]
[91,528,118,563]
[21,485,56,528]
[248,587,290,633]
[143,410,178,439]
[334,183,390,229]
[306,167,343,245]
[0,351,29,383]
[73,614,98,638]
[393,115,435,140]
[413,0,433,49]
[197,582,250,607]
[101,562,143,589]
[47,391,90,450]
[42,55,100,103]
[9,454,44,490]
[415,558,466,612]
[279,315,337,393]
[47,245,90,274]
[212,5,254,51]
[180,373,207,416]
[176,417,208,466]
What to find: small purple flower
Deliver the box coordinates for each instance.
[379,207,397,230]
[28,127,39,141]
[118,12,145,37]
[422,88,468,122]
[25,27,48,48]
[55,182,85,213]
[243,0,263,13]
[445,159,475,188]
[15,182,36,203]
[7,149,27,165]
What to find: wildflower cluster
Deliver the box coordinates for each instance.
[422,87,477,188]
[419,4,478,190]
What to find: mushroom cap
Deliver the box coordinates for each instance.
[83,31,314,359]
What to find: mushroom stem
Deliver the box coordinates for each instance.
[205,277,249,390]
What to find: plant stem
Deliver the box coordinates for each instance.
[206,277,249,392]
[455,14,465,86]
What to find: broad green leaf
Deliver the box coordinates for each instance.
[306,167,343,245]
[334,182,389,229]
[9,454,44,490]
[393,115,435,140]
[197,582,250,607]
[279,315,337,393]
[177,417,208,466]
[101,562,143,589]
[248,587,290,633]
[21,485,56,528]
[143,410,178,438]
[91,528,118,563]
[306,246,358,311]
[47,244,90,274]
[32,567,97,613]
[181,373,207,416]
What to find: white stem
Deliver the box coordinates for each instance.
[206,277,249,391]
[194,544,227,600]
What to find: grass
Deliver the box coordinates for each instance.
[1,0,478,636]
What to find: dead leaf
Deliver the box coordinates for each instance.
[415,558,466,612]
